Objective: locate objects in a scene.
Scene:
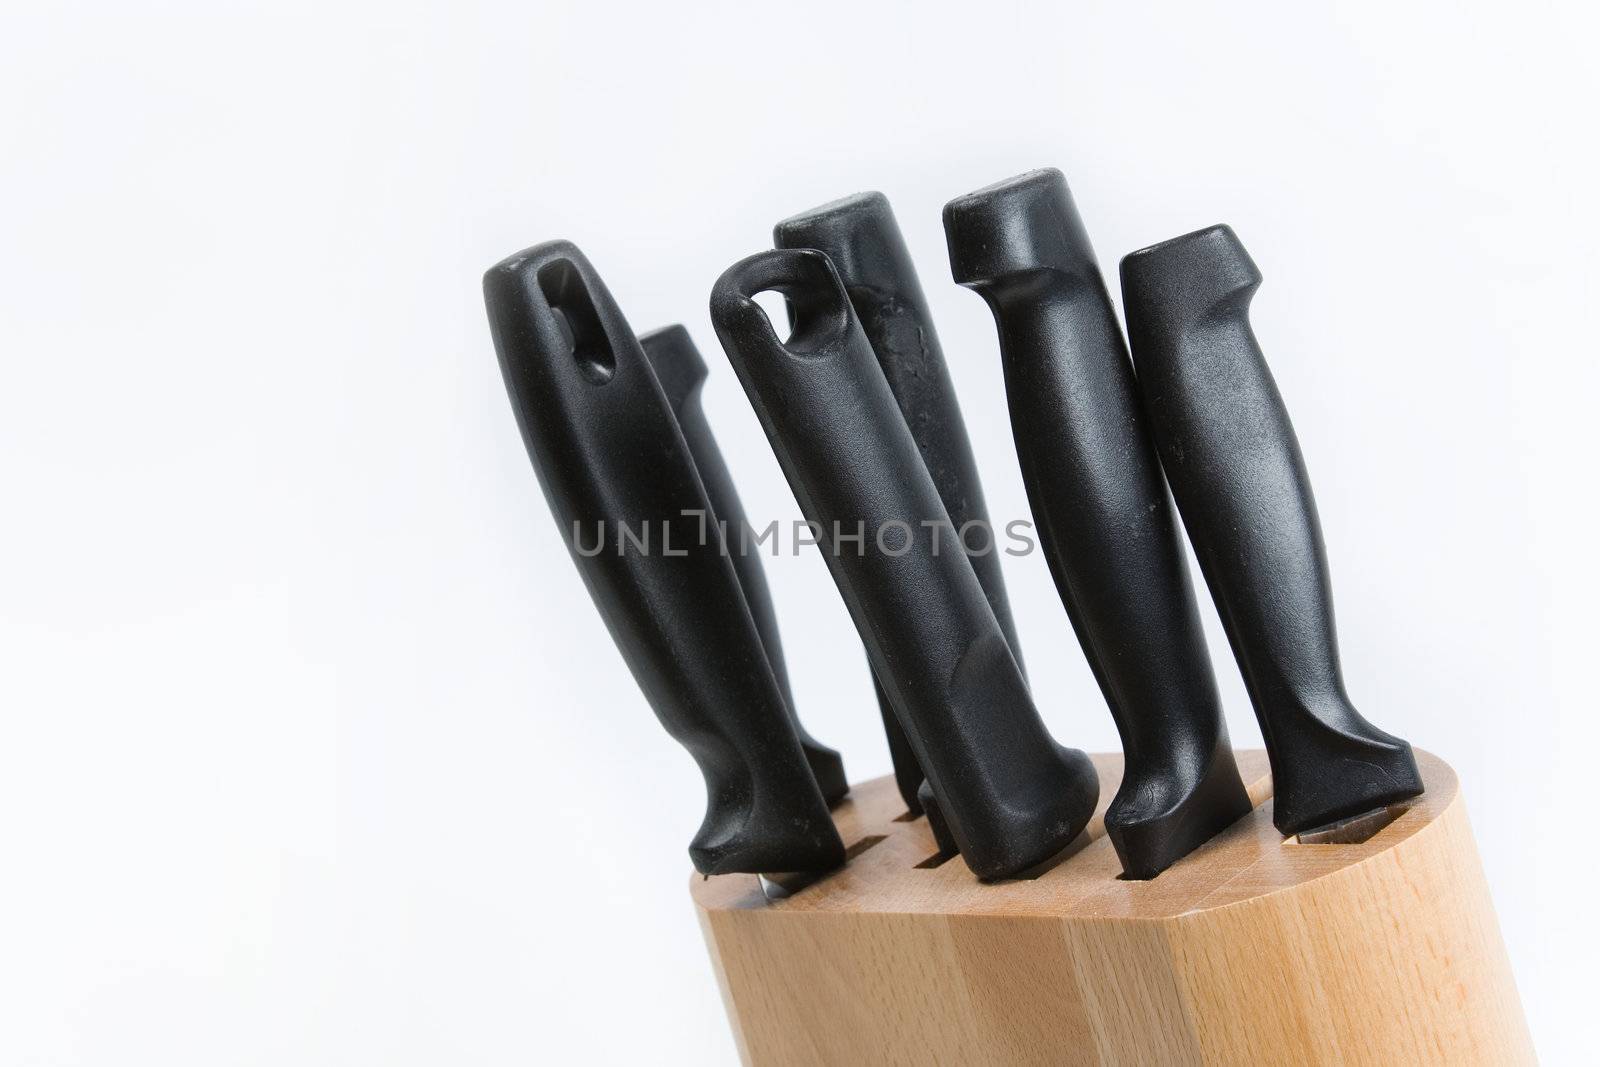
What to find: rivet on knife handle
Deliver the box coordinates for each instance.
[775,192,1026,819]
[944,169,1252,878]
[639,323,849,805]
[484,241,844,875]
[710,247,1098,881]
[1118,224,1424,835]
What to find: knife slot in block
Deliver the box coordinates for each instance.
[842,834,886,862]
[1288,801,1412,846]
[693,749,1532,1066]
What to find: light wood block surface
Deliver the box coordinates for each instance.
[692,749,1531,1066]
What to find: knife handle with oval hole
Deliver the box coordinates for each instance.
[483,241,844,875]
[710,247,1098,881]
[639,323,849,805]
[1118,224,1424,835]
[943,169,1252,878]
[775,192,1025,818]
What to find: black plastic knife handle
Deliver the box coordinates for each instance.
[917,780,959,860]
[943,170,1251,878]
[775,192,1026,818]
[710,247,1098,881]
[483,241,844,875]
[639,324,849,805]
[1118,224,1424,835]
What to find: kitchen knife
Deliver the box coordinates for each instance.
[943,169,1251,878]
[916,779,959,861]
[638,323,849,804]
[710,247,1098,880]
[1118,224,1424,835]
[484,240,844,874]
[774,192,1025,820]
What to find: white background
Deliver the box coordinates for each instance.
[3,2,1596,1063]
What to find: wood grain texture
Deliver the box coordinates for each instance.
[692,750,1531,1066]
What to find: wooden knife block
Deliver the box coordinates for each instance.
[692,750,1532,1065]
